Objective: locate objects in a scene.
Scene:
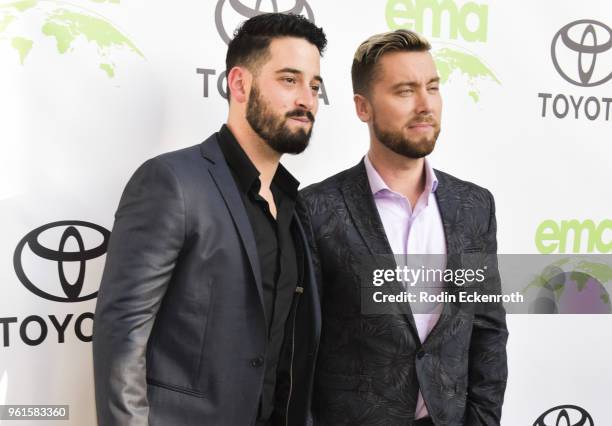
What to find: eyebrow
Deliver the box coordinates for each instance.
[275,67,323,83]
[391,77,440,90]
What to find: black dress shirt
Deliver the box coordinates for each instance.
[217,124,299,423]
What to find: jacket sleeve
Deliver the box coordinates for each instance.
[464,190,509,425]
[93,158,185,426]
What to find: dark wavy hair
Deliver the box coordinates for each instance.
[225,13,327,100]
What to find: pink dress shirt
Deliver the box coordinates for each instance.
[363,154,447,420]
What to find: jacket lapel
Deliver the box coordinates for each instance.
[340,161,394,258]
[200,135,265,314]
[433,170,462,256]
[422,170,464,346]
[340,160,420,340]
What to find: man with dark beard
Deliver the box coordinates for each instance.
[93,13,326,426]
[300,30,508,426]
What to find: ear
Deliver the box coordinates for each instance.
[353,93,372,123]
[227,66,251,103]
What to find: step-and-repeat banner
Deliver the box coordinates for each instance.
[1,1,610,424]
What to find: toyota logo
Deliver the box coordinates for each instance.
[534,405,594,426]
[215,0,315,45]
[13,221,110,303]
[551,19,612,87]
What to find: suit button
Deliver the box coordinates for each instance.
[417,350,426,359]
[250,356,264,368]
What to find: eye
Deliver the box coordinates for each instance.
[428,86,440,92]
[311,85,320,92]
[397,89,413,96]
[282,77,297,84]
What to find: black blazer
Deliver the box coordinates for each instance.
[93,134,321,426]
[298,160,508,426]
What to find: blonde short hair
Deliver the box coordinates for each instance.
[352,29,431,95]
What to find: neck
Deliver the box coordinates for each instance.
[367,140,427,202]
[226,114,281,190]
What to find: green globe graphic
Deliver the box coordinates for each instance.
[432,44,500,103]
[524,258,612,314]
[0,0,143,77]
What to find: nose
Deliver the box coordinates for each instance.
[414,88,433,114]
[295,82,316,111]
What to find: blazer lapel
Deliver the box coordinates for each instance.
[433,170,462,256]
[423,170,464,346]
[340,161,394,258]
[340,160,420,340]
[200,135,265,313]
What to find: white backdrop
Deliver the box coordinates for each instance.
[1,0,611,424]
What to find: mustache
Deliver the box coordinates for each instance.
[286,109,315,123]
[407,116,436,126]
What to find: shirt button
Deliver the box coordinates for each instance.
[416,350,426,359]
[250,356,264,368]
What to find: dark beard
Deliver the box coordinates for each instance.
[246,84,314,155]
[373,113,439,159]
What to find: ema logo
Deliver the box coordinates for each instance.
[533,405,594,426]
[0,0,144,78]
[538,20,612,121]
[530,221,611,314]
[13,221,110,302]
[386,0,500,103]
[525,259,611,314]
[386,0,488,42]
[197,0,329,104]
[535,219,611,254]
[215,0,315,45]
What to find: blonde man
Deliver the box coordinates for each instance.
[300,30,508,426]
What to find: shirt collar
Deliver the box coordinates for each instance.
[363,153,439,197]
[275,165,300,200]
[217,124,299,200]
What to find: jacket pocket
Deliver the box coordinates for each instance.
[146,377,207,398]
[146,277,215,395]
[462,245,484,253]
